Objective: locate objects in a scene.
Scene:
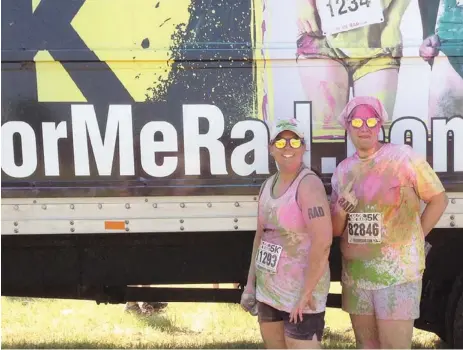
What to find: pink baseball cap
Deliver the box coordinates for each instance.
[337,96,388,129]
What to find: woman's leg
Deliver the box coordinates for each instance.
[257,302,287,348]
[428,56,463,123]
[353,67,400,124]
[297,57,350,139]
[284,311,325,349]
[260,320,287,349]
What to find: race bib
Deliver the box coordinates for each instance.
[347,212,382,244]
[255,241,283,274]
[316,0,384,35]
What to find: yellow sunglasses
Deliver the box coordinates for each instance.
[273,137,304,149]
[349,117,379,129]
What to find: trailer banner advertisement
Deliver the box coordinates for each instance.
[1,0,462,196]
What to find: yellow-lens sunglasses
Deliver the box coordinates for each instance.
[273,137,303,149]
[349,117,379,129]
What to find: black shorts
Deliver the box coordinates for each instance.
[257,302,325,341]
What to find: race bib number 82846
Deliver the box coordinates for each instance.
[348,212,382,244]
[256,241,283,274]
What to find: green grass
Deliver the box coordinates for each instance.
[1,284,445,349]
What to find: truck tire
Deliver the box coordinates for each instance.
[446,274,463,348]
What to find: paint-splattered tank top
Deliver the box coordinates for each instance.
[255,167,330,314]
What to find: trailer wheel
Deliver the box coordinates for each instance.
[446,274,463,348]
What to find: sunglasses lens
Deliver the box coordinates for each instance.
[274,139,286,149]
[290,138,302,148]
[351,118,363,128]
[366,118,378,128]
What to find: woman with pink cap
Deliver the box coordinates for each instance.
[330,96,448,348]
[240,118,332,349]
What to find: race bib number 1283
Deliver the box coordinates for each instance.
[348,213,382,244]
[316,0,384,35]
[256,241,283,274]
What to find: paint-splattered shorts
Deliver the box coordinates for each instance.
[342,280,423,320]
[257,302,325,341]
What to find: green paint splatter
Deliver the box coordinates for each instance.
[348,260,399,286]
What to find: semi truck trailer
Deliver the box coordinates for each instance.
[2,0,462,347]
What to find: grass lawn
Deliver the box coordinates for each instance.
[1,284,445,349]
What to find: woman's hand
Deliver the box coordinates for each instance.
[296,0,320,35]
[240,285,257,315]
[289,291,316,323]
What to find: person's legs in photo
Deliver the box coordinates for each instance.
[352,58,400,126]
[297,58,349,140]
[428,56,463,123]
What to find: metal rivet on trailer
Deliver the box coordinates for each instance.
[234,218,238,223]
[33,200,37,204]
[451,198,456,204]
[152,203,157,208]
[13,205,19,211]
[180,226,184,231]
[98,204,103,209]
[235,202,240,207]
[125,228,130,232]
[14,229,19,233]
[180,203,186,208]
[70,228,75,233]
[70,204,75,210]
[125,203,131,209]
[234,225,238,230]
[70,221,74,225]
[180,219,184,223]
[450,222,456,228]
[450,215,455,221]
[125,220,129,225]
[253,197,257,201]
[207,202,212,208]
[42,204,47,210]
[14,222,18,226]
[145,198,148,203]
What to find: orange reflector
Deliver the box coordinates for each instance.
[105,221,125,230]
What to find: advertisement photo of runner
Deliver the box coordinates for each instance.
[329,96,449,349]
[418,0,463,123]
[240,118,332,349]
[257,0,413,141]
[254,0,462,179]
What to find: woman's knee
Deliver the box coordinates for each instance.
[259,321,286,349]
[350,314,380,349]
